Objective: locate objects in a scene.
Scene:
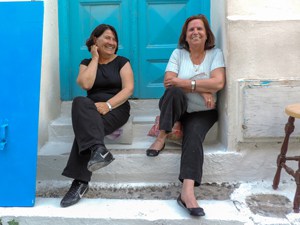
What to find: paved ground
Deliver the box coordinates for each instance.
[36,181,294,219]
[37,182,237,200]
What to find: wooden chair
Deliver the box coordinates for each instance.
[273,103,300,213]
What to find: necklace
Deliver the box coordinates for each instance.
[190,51,206,72]
[193,64,200,72]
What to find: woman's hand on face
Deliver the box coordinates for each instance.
[91,45,99,60]
[201,92,215,109]
[95,102,109,115]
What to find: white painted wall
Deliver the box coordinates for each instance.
[228,0,300,20]
[226,0,300,151]
[38,0,61,150]
[211,0,228,148]
[0,0,61,150]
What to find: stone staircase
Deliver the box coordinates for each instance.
[2,100,300,224]
[37,100,222,183]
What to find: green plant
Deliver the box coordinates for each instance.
[8,220,19,225]
[0,218,2,225]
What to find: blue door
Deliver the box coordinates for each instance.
[58,0,210,100]
[0,2,43,206]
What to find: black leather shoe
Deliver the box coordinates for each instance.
[87,146,115,172]
[177,194,205,217]
[146,143,165,157]
[60,180,89,208]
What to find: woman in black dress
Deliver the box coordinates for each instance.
[60,24,134,207]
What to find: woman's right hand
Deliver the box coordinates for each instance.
[90,45,99,59]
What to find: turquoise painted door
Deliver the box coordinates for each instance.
[58,0,210,100]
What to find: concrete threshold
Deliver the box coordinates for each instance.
[0,198,246,225]
[1,181,300,225]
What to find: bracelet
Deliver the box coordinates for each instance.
[191,80,196,92]
[106,101,112,111]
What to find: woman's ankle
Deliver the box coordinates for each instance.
[157,131,167,142]
[181,179,199,208]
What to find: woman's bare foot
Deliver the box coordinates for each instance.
[149,130,167,150]
[181,193,199,208]
[148,138,165,151]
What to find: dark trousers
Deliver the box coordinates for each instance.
[62,96,130,182]
[159,87,218,186]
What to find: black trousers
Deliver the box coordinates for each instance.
[159,87,218,186]
[62,96,130,182]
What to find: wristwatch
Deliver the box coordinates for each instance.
[191,80,196,92]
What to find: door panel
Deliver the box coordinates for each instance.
[68,0,131,98]
[138,0,189,98]
[134,0,210,98]
[58,0,210,99]
[0,1,43,206]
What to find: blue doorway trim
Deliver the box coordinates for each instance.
[58,0,72,100]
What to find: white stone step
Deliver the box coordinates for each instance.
[39,99,220,194]
[48,115,133,144]
[1,181,300,225]
[37,142,226,183]
[0,198,246,225]
[48,115,218,144]
[54,100,218,144]
[60,100,160,118]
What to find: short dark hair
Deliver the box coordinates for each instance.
[86,24,119,53]
[178,14,215,51]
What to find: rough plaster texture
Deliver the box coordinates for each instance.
[228,20,300,78]
[38,0,61,150]
[211,0,229,148]
[225,0,300,150]
[227,0,300,19]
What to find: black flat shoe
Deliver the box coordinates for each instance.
[146,143,165,157]
[87,146,115,172]
[177,194,205,217]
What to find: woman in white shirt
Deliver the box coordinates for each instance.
[146,15,226,216]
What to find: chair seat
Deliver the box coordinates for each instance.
[285,103,300,119]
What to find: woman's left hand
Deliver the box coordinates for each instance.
[164,75,180,88]
[95,102,110,115]
[201,92,215,109]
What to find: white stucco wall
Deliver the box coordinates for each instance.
[228,0,300,20]
[211,0,228,148]
[0,0,61,150]
[226,0,300,151]
[38,0,61,150]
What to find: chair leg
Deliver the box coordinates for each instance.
[293,163,300,213]
[273,116,295,190]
